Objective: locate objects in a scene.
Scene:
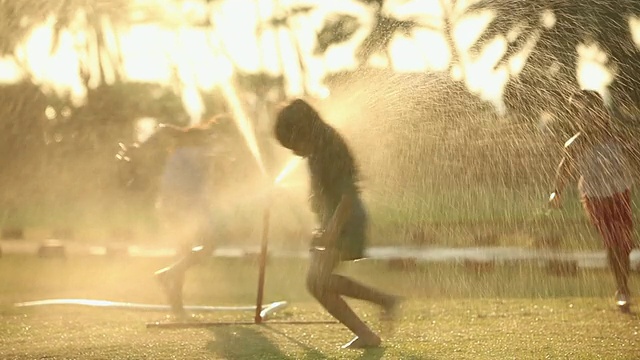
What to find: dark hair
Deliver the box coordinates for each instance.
[274,99,324,149]
[274,98,361,185]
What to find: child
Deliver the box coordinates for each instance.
[274,98,400,349]
[549,90,635,313]
[124,118,229,317]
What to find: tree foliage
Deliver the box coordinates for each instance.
[312,0,640,122]
[467,0,640,116]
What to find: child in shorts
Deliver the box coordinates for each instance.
[549,90,635,313]
[274,98,400,348]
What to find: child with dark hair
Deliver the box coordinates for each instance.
[549,90,635,313]
[274,99,400,349]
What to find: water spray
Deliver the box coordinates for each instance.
[214,64,309,323]
[216,73,273,324]
[218,79,267,176]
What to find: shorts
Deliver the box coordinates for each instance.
[581,189,634,252]
[310,196,368,261]
[310,221,366,261]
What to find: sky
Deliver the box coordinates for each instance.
[0,0,623,114]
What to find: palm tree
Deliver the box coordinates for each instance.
[0,0,175,86]
[0,0,192,173]
[256,0,315,95]
[314,0,438,69]
[314,13,360,56]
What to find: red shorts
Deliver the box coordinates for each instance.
[581,189,635,252]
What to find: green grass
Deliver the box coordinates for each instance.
[1,255,640,359]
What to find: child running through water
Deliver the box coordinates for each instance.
[274,98,401,349]
[549,90,635,313]
[152,121,220,318]
[122,118,232,317]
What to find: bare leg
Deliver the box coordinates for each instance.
[608,247,631,295]
[155,222,215,316]
[155,245,210,316]
[603,216,632,313]
[331,275,397,307]
[306,250,381,348]
[331,273,402,325]
[585,193,633,313]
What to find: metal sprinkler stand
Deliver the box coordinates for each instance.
[254,203,271,324]
[144,201,288,329]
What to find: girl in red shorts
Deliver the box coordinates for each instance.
[549,90,635,313]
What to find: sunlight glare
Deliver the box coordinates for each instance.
[453,11,494,53]
[413,30,451,72]
[276,28,304,96]
[181,85,206,125]
[389,35,429,72]
[628,16,640,48]
[213,0,271,74]
[119,25,174,83]
[135,117,159,143]
[20,20,84,93]
[576,43,613,92]
[463,35,509,110]
[541,10,556,29]
[0,58,22,83]
[507,32,541,76]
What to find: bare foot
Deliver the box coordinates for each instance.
[616,291,632,314]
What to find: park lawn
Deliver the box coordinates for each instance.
[5,184,638,251]
[1,255,639,359]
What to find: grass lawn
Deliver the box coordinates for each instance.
[1,255,639,359]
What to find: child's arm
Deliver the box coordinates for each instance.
[321,193,354,247]
[552,157,571,196]
[550,133,580,207]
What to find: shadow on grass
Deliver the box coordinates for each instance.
[266,324,394,360]
[358,347,386,360]
[264,324,329,359]
[206,326,291,359]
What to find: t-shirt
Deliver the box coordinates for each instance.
[160,146,211,199]
[576,140,633,198]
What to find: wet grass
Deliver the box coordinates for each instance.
[1,255,639,359]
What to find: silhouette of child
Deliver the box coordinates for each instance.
[274,98,400,349]
[124,118,231,317]
[549,90,635,313]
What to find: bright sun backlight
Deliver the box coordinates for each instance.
[135,117,159,143]
[0,0,625,116]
